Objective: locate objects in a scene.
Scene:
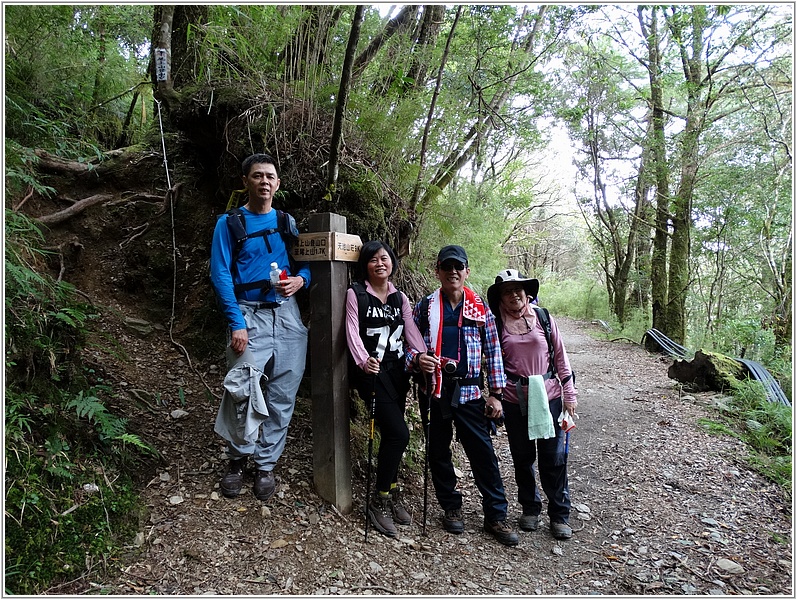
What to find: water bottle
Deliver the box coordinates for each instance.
[269,262,287,304]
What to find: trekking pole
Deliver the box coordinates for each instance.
[364,351,378,542]
[422,351,434,536]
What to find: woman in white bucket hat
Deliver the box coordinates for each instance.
[487,269,578,540]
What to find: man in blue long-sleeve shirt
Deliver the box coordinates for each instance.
[210,153,310,501]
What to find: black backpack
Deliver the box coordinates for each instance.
[347,280,405,394]
[225,206,298,296]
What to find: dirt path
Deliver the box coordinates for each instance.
[96,316,791,595]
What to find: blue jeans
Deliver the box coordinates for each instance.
[226,297,308,470]
[501,397,571,523]
[423,383,509,522]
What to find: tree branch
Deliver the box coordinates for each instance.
[35,194,113,226]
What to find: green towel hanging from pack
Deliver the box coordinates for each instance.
[526,374,555,440]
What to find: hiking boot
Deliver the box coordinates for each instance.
[442,508,464,534]
[368,494,397,538]
[550,521,572,540]
[390,488,412,526]
[253,469,277,501]
[219,457,247,498]
[484,519,519,547]
[518,513,540,532]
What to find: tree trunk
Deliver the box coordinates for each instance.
[629,180,653,311]
[351,5,419,82]
[91,11,106,108]
[762,160,793,347]
[410,6,462,213]
[169,5,208,88]
[326,6,365,199]
[639,6,671,347]
[775,250,792,345]
[119,90,141,148]
[663,5,708,345]
[151,6,181,111]
[405,5,446,91]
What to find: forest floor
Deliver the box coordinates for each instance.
[72,306,792,596]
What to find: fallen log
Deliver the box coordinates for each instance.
[33,148,130,175]
[34,149,98,174]
[668,349,745,392]
[35,194,113,226]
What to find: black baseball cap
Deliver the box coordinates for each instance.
[437,245,468,266]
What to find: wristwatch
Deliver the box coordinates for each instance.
[489,391,503,403]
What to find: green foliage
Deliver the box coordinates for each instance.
[612,308,652,344]
[5,5,153,154]
[5,211,153,594]
[336,171,389,243]
[700,380,792,490]
[5,211,88,387]
[5,460,143,595]
[410,183,511,297]
[193,6,297,83]
[537,274,610,322]
[697,418,740,439]
[4,140,58,200]
[712,318,777,363]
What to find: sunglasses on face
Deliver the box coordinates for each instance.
[439,261,466,271]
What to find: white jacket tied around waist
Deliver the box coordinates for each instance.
[214,347,269,445]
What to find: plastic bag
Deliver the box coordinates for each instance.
[557,408,578,433]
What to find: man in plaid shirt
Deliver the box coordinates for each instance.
[409,245,518,547]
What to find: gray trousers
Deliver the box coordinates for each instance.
[226,297,308,470]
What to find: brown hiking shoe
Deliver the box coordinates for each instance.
[390,488,412,526]
[368,494,397,538]
[484,519,519,547]
[253,469,277,501]
[219,457,247,498]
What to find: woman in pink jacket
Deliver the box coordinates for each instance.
[345,240,428,538]
[487,269,578,540]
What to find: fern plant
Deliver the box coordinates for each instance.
[5,209,153,594]
[700,379,792,491]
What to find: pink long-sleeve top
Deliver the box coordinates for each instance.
[345,280,428,371]
[501,310,577,405]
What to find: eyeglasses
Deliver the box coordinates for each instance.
[439,261,466,271]
[501,286,524,296]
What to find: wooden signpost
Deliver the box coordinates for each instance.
[294,213,362,513]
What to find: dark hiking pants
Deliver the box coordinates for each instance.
[502,396,571,524]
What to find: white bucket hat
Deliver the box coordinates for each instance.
[487,269,539,315]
